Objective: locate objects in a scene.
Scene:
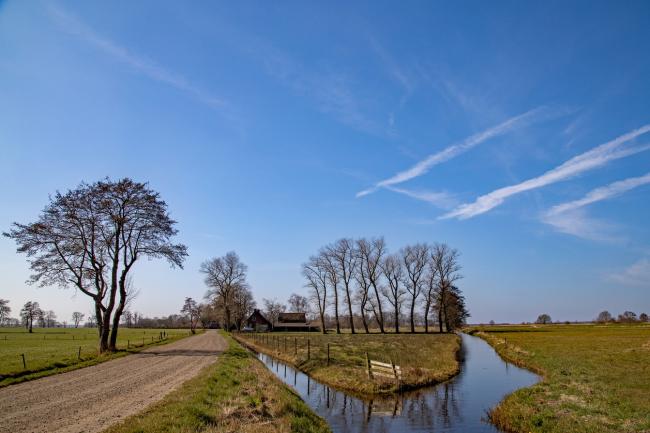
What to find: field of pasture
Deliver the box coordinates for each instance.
[0,327,196,386]
[234,331,460,396]
[466,323,650,433]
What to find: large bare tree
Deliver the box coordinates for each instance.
[353,258,371,333]
[422,258,438,333]
[5,178,187,351]
[320,247,342,333]
[356,237,387,333]
[302,255,328,333]
[327,238,357,333]
[431,243,462,333]
[402,243,429,333]
[201,251,248,331]
[381,253,405,333]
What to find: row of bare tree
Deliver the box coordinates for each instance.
[302,237,469,334]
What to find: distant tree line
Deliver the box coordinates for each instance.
[301,237,469,334]
[596,310,648,323]
[0,299,91,329]
[531,311,650,325]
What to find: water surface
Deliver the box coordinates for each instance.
[257,333,538,432]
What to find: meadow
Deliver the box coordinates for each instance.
[466,323,650,433]
[105,332,330,433]
[0,327,197,386]
[234,331,460,396]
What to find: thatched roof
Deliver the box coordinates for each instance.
[278,312,307,323]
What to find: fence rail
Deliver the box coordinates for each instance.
[366,353,402,386]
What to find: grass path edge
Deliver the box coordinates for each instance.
[0,330,203,388]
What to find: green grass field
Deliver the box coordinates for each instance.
[466,323,650,433]
[105,332,330,433]
[0,327,197,386]
[235,331,460,396]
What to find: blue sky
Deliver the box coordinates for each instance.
[1,0,649,324]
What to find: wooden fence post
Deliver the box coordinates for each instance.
[390,358,400,389]
[327,343,330,366]
[365,352,372,379]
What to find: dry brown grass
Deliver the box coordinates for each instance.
[105,332,330,433]
[235,331,460,396]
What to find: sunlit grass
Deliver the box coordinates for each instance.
[466,323,650,433]
[105,332,330,433]
[0,327,197,386]
[235,331,460,396]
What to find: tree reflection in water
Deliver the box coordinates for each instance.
[256,333,538,433]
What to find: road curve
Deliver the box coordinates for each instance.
[0,330,226,433]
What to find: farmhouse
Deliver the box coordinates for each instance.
[273,312,313,332]
[245,309,272,331]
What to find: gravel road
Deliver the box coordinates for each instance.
[0,330,226,433]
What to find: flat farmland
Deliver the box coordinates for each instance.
[467,323,650,433]
[0,327,196,386]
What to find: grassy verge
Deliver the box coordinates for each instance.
[104,332,331,433]
[234,332,460,396]
[0,327,200,387]
[465,324,650,433]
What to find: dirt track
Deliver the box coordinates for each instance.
[0,330,226,433]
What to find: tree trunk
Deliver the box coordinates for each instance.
[95,302,103,338]
[423,299,430,333]
[394,304,399,333]
[371,284,385,333]
[438,308,443,333]
[100,314,111,353]
[333,284,341,334]
[109,278,128,351]
[319,309,326,334]
[410,298,416,333]
[360,306,369,333]
[344,284,355,334]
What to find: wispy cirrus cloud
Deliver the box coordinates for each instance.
[547,172,650,216]
[48,5,229,113]
[540,172,650,240]
[385,186,457,210]
[244,37,387,137]
[607,258,650,287]
[357,106,558,197]
[442,125,650,220]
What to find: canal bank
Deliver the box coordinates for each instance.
[256,333,539,433]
